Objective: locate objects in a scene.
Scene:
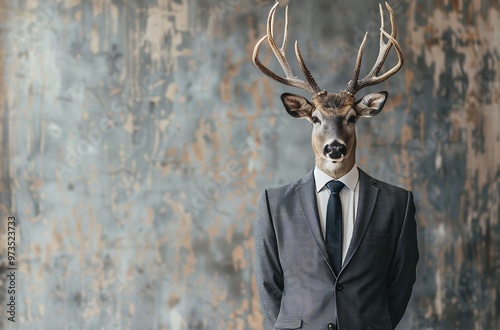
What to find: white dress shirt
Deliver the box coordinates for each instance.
[314,165,360,264]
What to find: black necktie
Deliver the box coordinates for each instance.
[326,180,345,275]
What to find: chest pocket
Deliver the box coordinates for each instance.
[364,232,390,244]
[274,316,302,329]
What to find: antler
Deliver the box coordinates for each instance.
[252,2,322,95]
[345,2,404,95]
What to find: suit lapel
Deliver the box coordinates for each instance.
[340,169,379,274]
[295,171,335,275]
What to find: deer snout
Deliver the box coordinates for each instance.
[323,141,347,160]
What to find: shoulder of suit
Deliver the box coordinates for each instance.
[264,179,301,195]
[260,172,309,198]
[359,168,413,197]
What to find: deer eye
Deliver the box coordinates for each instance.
[347,115,357,124]
[311,116,321,124]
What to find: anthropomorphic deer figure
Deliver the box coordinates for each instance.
[253,3,419,330]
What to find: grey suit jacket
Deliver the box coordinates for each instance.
[254,168,419,330]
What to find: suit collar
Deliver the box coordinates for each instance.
[339,169,379,275]
[295,170,334,275]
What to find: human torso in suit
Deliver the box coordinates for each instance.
[254,167,419,330]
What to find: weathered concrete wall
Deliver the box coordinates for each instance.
[0,0,498,329]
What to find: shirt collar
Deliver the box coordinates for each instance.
[313,165,360,193]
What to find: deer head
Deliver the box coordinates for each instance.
[253,2,404,179]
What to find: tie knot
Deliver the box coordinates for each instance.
[326,180,345,194]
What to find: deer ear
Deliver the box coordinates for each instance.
[281,93,314,119]
[354,91,388,117]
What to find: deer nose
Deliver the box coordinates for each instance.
[323,141,347,159]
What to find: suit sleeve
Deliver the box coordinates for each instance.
[254,189,283,327]
[386,190,419,329]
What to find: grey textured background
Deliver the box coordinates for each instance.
[0,0,499,329]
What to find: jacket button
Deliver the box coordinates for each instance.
[327,322,336,329]
[337,285,344,291]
